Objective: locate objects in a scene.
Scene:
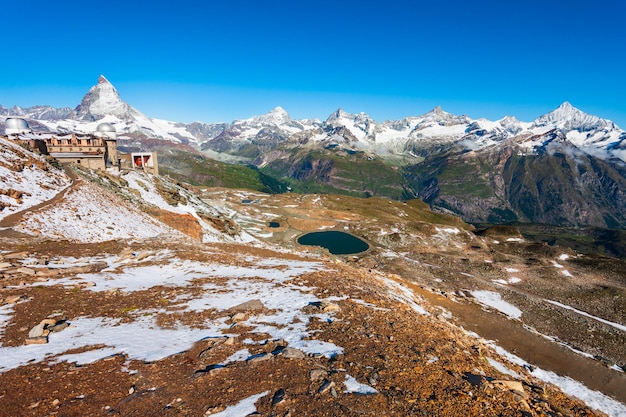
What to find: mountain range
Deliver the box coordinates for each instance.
[2,75,626,229]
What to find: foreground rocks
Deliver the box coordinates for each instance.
[0,239,614,417]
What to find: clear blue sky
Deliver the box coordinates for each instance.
[2,0,625,127]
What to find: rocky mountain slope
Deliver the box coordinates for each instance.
[2,76,626,229]
[1,141,625,415]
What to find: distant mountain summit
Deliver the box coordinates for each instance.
[533,101,613,131]
[70,75,142,122]
[8,76,199,143]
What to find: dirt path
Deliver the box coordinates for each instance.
[0,167,79,236]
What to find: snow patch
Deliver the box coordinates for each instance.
[544,299,626,332]
[470,290,522,319]
[344,375,378,394]
[208,391,269,417]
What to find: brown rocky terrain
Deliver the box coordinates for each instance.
[0,154,624,416]
[0,238,610,416]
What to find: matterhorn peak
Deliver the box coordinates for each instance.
[97,74,111,85]
[70,75,141,122]
[431,105,445,114]
[326,108,374,122]
[558,101,574,110]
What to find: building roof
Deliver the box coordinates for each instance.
[4,118,31,135]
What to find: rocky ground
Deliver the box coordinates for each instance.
[0,237,611,417]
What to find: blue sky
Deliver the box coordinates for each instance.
[2,0,625,127]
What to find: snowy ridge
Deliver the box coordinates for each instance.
[203,102,626,163]
[2,76,625,162]
[122,170,257,244]
[0,137,72,221]
[19,181,177,242]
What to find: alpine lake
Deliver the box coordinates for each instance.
[297,230,370,255]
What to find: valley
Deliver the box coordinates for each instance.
[203,188,626,401]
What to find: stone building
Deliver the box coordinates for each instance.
[2,118,157,175]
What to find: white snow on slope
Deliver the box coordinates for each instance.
[209,391,269,417]
[19,181,175,242]
[470,290,522,319]
[123,170,256,244]
[344,374,378,394]
[0,138,71,221]
[488,343,626,417]
[544,299,626,333]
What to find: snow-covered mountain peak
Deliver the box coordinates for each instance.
[325,109,373,125]
[325,108,349,123]
[421,106,469,127]
[533,102,613,132]
[261,106,291,125]
[236,106,293,129]
[427,105,446,116]
[70,75,139,122]
[97,74,111,85]
[499,115,520,126]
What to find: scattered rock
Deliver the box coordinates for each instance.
[4,295,26,304]
[318,379,335,394]
[16,267,36,276]
[271,388,286,407]
[35,268,53,277]
[310,369,327,382]
[193,365,225,378]
[247,353,272,364]
[4,252,28,260]
[0,262,13,269]
[40,318,58,326]
[493,380,526,396]
[230,299,265,312]
[65,262,108,274]
[305,301,340,313]
[279,347,306,359]
[49,320,69,333]
[230,312,247,322]
[28,323,47,338]
[133,251,152,262]
[25,336,48,345]
[26,318,69,343]
[322,302,341,313]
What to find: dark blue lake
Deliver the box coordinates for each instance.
[297,231,370,255]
